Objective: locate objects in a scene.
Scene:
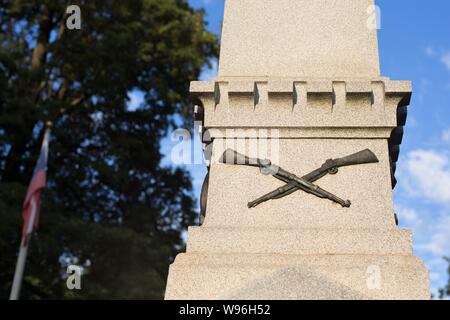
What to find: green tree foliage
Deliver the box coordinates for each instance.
[0,0,217,299]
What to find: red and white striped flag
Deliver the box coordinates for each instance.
[10,125,51,299]
[21,127,50,245]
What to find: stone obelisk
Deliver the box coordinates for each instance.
[165,0,430,299]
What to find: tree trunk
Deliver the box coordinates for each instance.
[1,6,53,183]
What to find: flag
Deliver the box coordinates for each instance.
[21,127,50,245]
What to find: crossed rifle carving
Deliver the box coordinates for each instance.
[220,149,379,208]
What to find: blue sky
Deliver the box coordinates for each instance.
[151,0,450,296]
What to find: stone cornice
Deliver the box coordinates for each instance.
[191,78,411,129]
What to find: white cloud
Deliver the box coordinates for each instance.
[424,46,450,71]
[416,213,450,256]
[392,124,450,296]
[420,235,450,258]
[396,131,450,296]
[396,206,450,258]
[441,52,450,71]
[401,149,450,207]
[396,205,423,227]
[419,213,450,297]
[396,204,450,295]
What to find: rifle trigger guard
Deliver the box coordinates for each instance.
[323,159,338,175]
[328,167,338,175]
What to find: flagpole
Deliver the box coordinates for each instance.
[9,195,37,300]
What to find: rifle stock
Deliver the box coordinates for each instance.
[334,149,379,167]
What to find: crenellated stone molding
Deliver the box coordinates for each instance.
[191,78,411,129]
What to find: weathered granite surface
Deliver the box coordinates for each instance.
[218,0,380,78]
[166,254,429,300]
[165,0,430,300]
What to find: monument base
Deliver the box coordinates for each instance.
[165,252,429,300]
[164,0,429,300]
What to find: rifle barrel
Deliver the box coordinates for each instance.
[220,149,270,168]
